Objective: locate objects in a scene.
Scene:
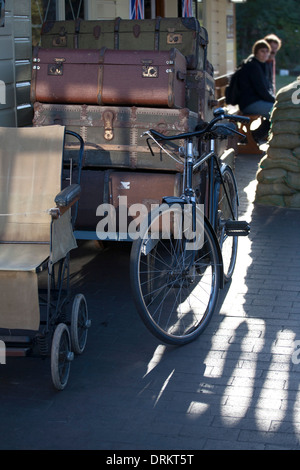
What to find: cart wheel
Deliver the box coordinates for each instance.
[71,294,90,355]
[51,323,74,391]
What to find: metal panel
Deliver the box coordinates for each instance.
[0,0,32,127]
[16,104,33,127]
[0,16,12,36]
[0,108,16,126]
[0,59,14,83]
[13,0,30,16]
[13,17,31,38]
[15,60,31,82]
[16,82,30,105]
[0,37,13,59]
[15,40,31,60]
[1,83,14,109]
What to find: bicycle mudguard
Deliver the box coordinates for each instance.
[212,162,239,226]
[219,163,239,207]
[203,214,224,289]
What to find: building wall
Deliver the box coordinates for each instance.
[0,0,32,127]
[164,0,177,18]
[203,0,236,76]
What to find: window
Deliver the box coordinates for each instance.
[144,0,164,18]
[65,0,84,20]
[32,0,84,46]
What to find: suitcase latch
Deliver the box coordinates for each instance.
[103,110,115,140]
[52,28,67,47]
[52,36,67,47]
[167,33,183,45]
[142,65,158,78]
[48,58,65,76]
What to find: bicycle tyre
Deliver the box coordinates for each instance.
[130,204,221,345]
[216,165,238,282]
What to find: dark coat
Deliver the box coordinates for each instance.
[238,56,275,111]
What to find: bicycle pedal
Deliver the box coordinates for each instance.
[225,220,250,236]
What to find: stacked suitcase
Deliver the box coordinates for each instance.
[32,17,216,237]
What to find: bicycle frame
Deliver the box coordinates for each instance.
[185,136,236,238]
[145,107,250,242]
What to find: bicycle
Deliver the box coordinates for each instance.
[130,108,250,345]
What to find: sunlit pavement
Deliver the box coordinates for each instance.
[1,152,300,450]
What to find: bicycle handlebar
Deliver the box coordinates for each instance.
[145,108,250,142]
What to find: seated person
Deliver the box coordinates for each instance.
[238,40,275,143]
[264,33,282,94]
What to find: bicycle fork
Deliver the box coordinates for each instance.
[185,138,197,234]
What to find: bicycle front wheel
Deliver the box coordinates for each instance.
[130,204,221,345]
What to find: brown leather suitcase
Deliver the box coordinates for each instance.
[98,48,186,108]
[31,47,186,108]
[73,168,182,236]
[33,103,199,172]
[31,47,104,104]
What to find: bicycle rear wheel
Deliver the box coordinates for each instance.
[216,166,239,282]
[130,204,221,345]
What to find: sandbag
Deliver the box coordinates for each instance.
[272,101,299,110]
[261,153,300,172]
[267,147,294,160]
[268,133,300,149]
[271,120,300,135]
[285,171,300,190]
[285,193,300,208]
[270,107,300,122]
[255,194,285,207]
[255,77,300,209]
[256,166,286,184]
[275,77,300,103]
[293,147,300,159]
[255,181,296,196]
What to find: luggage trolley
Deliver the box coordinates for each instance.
[0,125,90,390]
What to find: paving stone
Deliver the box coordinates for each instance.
[1,152,300,450]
